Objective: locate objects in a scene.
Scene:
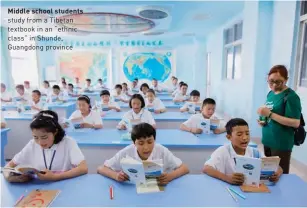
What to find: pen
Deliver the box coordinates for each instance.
[109,186,114,200]
[14,194,24,206]
[229,187,246,200]
[226,187,238,202]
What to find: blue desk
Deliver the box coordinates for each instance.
[102,111,191,129]
[1,128,10,166]
[66,129,256,174]
[1,174,306,207]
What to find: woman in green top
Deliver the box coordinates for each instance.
[257,65,302,174]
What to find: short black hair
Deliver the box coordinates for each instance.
[152,78,157,81]
[147,89,156,96]
[16,84,24,90]
[190,90,200,97]
[1,83,6,88]
[173,77,178,81]
[131,123,156,143]
[52,85,60,90]
[100,90,110,97]
[115,84,122,90]
[68,83,74,88]
[202,98,216,106]
[225,118,249,135]
[181,83,188,88]
[98,78,102,82]
[122,83,127,86]
[78,95,91,108]
[62,81,67,85]
[134,78,139,81]
[32,90,41,96]
[43,80,50,87]
[86,79,91,82]
[140,83,149,91]
[129,94,145,109]
[30,110,66,144]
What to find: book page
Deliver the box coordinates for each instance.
[235,156,262,187]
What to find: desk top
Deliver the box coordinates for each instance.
[67,129,256,148]
[1,102,75,109]
[1,174,306,207]
[1,128,10,133]
[102,111,191,121]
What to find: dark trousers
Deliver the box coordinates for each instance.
[264,146,292,174]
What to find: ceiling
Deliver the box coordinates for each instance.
[1,1,244,38]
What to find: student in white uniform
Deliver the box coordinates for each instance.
[41,80,52,96]
[130,80,138,93]
[203,118,283,185]
[61,82,69,95]
[98,123,189,185]
[151,79,163,92]
[113,84,128,103]
[117,94,156,130]
[24,81,33,94]
[95,90,120,112]
[47,85,68,103]
[172,81,184,97]
[180,98,226,134]
[31,90,43,112]
[1,83,12,102]
[83,79,93,92]
[134,78,140,89]
[146,89,166,114]
[122,82,129,94]
[74,77,82,89]
[67,83,80,97]
[139,83,149,98]
[1,113,6,128]
[171,77,179,92]
[173,83,190,103]
[3,110,88,183]
[15,84,31,102]
[68,95,103,129]
[180,90,201,113]
[95,78,107,90]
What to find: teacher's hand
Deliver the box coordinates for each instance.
[257,106,271,117]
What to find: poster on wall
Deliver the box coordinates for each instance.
[118,49,175,87]
[56,49,111,86]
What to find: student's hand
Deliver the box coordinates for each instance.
[154,110,161,114]
[191,128,202,134]
[117,125,126,130]
[158,173,172,185]
[269,172,281,183]
[36,169,58,181]
[116,171,129,182]
[62,123,69,128]
[257,119,266,127]
[227,173,245,185]
[5,173,32,183]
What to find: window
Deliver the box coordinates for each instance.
[296,2,307,88]
[9,31,39,88]
[224,21,243,80]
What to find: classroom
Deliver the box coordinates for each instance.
[1,0,307,207]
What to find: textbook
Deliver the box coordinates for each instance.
[198,117,211,134]
[15,189,61,207]
[235,156,262,187]
[260,156,280,185]
[65,118,83,130]
[2,166,44,175]
[120,157,164,194]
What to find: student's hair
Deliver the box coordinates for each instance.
[52,85,60,90]
[225,118,249,135]
[1,83,6,89]
[190,90,200,97]
[98,78,102,82]
[43,80,50,87]
[152,78,157,81]
[140,83,149,91]
[32,90,41,96]
[122,82,127,86]
[131,123,156,143]
[61,77,65,80]
[24,81,30,85]
[62,81,67,85]
[134,78,139,81]
[16,84,24,91]
[202,98,216,106]
[173,77,178,81]
[129,94,145,109]
[147,89,156,96]
[86,79,91,82]
[77,95,91,108]
[179,81,184,87]
[115,84,122,90]
[181,83,188,88]
[100,90,110,97]
[30,110,66,144]
[68,83,74,88]
[268,65,288,79]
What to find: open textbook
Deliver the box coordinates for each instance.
[1,166,44,175]
[120,156,164,194]
[260,156,280,185]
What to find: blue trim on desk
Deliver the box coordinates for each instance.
[1,128,10,166]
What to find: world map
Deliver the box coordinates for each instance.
[123,52,172,82]
[59,51,108,84]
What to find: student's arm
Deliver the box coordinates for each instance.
[158,164,189,185]
[1,97,12,102]
[203,165,244,185]
[269,166,283,183]
[3,160,32,182]
[213,127,226,134]
[180,121,202,134]
[31,105,42,112]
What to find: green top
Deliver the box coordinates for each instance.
[261,88,302,151]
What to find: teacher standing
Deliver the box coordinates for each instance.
[257,65,302,174]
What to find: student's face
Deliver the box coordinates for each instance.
[86,81,91,86]
[78,100,90,114]
[122,85,127,90]
[16,88,24,95]
[201,104,215,118]
[24,83,30,88]
[75,78,79,83]
[61,78,65,82]
[134,136,155,160]
[152,80,157,87]
[102,95,110,103]
[131,98,142,113]
[147,92,155,103]
[1,87,5,93]
[172,79,177,85]
[115,88,122,94]
[43,83,49,88]
[53,88,60,95]
[132,82,137,88]
[142,87,149,94]
[68,85,73,91]
[32,92,40,102]
[268,72,287,92]
[62,84,67,89]
[191,96,200,102]
[98,80,102,84]
[227,125,250,152]
[32,128,55,149]
[181,86,188,94]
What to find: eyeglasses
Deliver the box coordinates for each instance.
[267,79,284,86]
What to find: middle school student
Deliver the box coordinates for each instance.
[31,90,43,112]
[95,90,121,112]
[15,84,31,102]
[180,90,201,113]
[1,83,12,102]
[173,83,189,102]
[145,89,166,114]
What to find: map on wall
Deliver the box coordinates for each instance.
[121,51,174,82]
[58,50,110,84]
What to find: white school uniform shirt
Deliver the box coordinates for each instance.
[174,92,189,101]
[12,137,85,172]
[98,101,120,111]
[41,87,52,96]
[112,93,128,102]
[95,83,107,90]
[47,92,67,103]
[152,84,162,92]
[104,143,182,173]
[69,110,103,125]
[24,87,33,94]
[182,113,226,129]
[1,91,12,101]
[74,82,82,89]
[83,85,93,91]
[145,98,165,110]
[31,100,43,110]
[180,102,201,111]
[118,109,156,126]
[204,144,264,175]
[15,92,31,102]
